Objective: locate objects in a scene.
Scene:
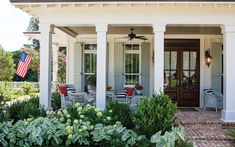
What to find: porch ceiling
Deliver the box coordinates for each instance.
[57,26,222,36]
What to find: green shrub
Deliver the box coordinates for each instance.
[51,92,61,111]
[134,93,178,137]
[20,82,37,95]
[7,96,46,122]
[0,82,15,101]
[106,100,135,129]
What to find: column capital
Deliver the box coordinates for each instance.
[39,23,54,33]
[152,24,166,33]
[95,24,108,32]
[221,24,235,34]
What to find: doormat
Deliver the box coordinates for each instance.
[179,107,198,112]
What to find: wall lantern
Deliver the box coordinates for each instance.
[205,49,213,67]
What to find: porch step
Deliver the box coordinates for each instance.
[176,111,235,147]
[192,140,235,147]
[183,124,234,141]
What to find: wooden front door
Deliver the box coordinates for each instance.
[164,39,200,107]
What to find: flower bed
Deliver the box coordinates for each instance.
[0,93,192,147]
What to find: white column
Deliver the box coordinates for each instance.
[96,24,108,110]
[153,24,166,93]
[39,24,54,110]
[221,24,235,122]
[52,44,59,92]
[67,36,76,84]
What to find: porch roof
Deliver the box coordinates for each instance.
[9,0,235,3]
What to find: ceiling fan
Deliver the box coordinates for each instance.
[127,28,147,40]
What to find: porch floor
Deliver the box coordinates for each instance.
[176,108,235,147]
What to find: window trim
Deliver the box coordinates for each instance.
[124,43,142,87]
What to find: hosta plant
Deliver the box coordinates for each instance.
[151,127,193,147]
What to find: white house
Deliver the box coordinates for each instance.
[11,0,235,122]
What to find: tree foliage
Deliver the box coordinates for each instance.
[0,49,15,81]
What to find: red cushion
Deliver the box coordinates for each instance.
[124,87,134,96]
[59,85,68,96]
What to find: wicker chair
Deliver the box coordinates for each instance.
[203,89,223,112]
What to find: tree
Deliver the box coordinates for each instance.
[0,49,15,81]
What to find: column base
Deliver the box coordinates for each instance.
[221,110,235,122]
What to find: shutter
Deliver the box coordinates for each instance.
[106,43,109,86]
[114,43,124,90]
[77,43,85,92]
[141,42,150,96]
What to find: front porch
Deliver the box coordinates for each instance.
[14,1,235,122]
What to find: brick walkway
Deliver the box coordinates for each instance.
[176,109,235,147]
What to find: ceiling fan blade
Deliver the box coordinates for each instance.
[135,36,147,40]
[135,35,145,38]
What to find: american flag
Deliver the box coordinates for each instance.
[16,52,32,78]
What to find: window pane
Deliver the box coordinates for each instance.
[125,44,132,50]
[133,44,139,50]
[125,75,139,85]
[125,54,139,74]
[84,53,96,73]
[84,44,97,50]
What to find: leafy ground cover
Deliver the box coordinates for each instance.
[0,93,193,147]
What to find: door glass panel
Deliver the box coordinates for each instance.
[183,52,189,70]
[190,52,197,70]
[170,71,177,88]
[164,71,170,88]
[171,52,177,70]
[164,52,170,70]
[164,51,178,89]
[190,71,196,90]
[182,71,190,90]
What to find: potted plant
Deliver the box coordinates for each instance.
[87,75,96,91]
[135,83,143,95]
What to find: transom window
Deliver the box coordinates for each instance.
[124,43,141,86]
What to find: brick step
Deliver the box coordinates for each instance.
[182,124,234,142]
[192,140,235,147]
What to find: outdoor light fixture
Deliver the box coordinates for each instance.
[205,49,213,67]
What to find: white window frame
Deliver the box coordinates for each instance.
[124,43,142,87]
[83,43,97,75]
